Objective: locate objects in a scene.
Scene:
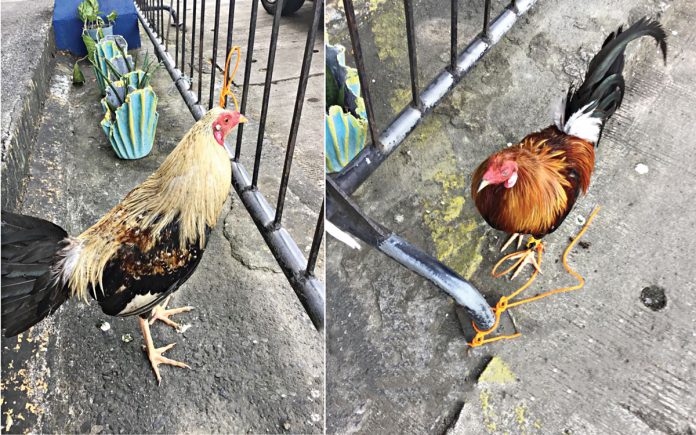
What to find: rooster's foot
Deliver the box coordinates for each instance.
[493,238,544,280]
[139,317,190,384]
[501,233,525,252]
[149,295,194,331]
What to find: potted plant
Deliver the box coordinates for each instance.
[92,37,134,94]
[96,53,162,160]
[77,0,117,42]
[325,42,369,174]
[72,2,119,85]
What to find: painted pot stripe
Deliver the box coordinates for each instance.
[101,87,159,160]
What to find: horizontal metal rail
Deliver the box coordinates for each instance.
[334,0,537,195]
[135,0,325,330]
[327,178,495,331]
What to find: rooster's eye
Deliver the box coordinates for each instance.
[224,118,229,123]
[501,170,509,176]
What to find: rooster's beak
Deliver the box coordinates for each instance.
[239,115,248,124]
[477,180,491,193]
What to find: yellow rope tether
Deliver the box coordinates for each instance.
[219,46,241,110]
[468,206,601,347]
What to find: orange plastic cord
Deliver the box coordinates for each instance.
[468,206,601,347]
[219,46,241,110]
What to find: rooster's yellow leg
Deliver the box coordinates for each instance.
[139,317,190,384]
[501,233,524,252]
[149,295,194,330]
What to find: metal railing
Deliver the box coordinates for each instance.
[327,0,537,332]
[134,0,325,330]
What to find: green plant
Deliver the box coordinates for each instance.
[77,0,117,29]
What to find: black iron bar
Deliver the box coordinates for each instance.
[209,0,222,109]
[223,0,236,108]
[175,0,180,67]
[403,0,421,110]
[181,0,187,71]
[160,0,164,42]
[250,0,284,189]
[450,0,458,71]
[274,0,321,228]
[343,0,380,149]
[190,0,197,80]
[483,0,491,38]
[306,201,324,276]
[233,0,258,161]
[197,0,206,104]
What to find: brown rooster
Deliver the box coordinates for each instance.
[472,18,667,278]
[1,107,246,383]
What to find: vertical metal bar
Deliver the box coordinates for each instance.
[190,0,197,80]
[274,0,321,228]
[209,0,222,109]
[223,0,236,108]
[305,201,324,276]
[175,0,180,68]
[182,0,187,75]
[197,0,206,104]
[483,0,491,37]
[160,0,164,41]
[233,0,259,162]
[250,0,284,188]
[343,0,380,148]
[450,0,458,71]
[403,0,421,110]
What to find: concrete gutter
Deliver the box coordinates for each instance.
[1,0,56,210]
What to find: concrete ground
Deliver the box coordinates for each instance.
[1,1,324,434]
[327,0,696,434]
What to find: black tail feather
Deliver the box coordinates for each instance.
[564,17,667,127]
[1,211,70,337]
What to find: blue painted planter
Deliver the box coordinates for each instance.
[325,43,369,174]
[101,86,159,160]
[93,39,134,95]
[85,24,114,42]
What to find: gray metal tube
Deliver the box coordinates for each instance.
[378,235,496,331]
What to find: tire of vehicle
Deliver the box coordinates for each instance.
[261,0,305,16]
